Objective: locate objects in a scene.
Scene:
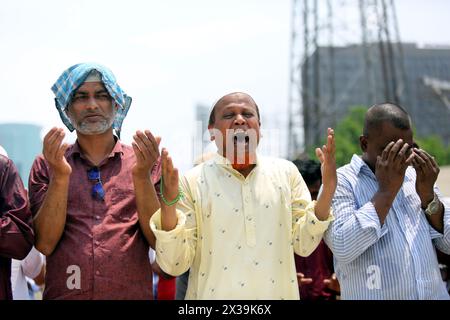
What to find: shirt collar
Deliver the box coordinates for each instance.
[350,154,369,174]
[212,152,260,178]
[212,152,260,167]
[67,136,124,160]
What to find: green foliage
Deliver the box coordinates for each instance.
[307,106,367,167]
[333,106,367,167]
[415,135,450,166]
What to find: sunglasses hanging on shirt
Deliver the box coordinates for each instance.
[87,167,105,201]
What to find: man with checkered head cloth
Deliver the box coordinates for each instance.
[28,63,162,299]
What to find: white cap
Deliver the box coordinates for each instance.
[84,70,102,83]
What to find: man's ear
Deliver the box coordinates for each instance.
[360,135,368,152]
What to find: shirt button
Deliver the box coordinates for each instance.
[94,215,101,220]
[94,240,100,246]
[95,270,100,276]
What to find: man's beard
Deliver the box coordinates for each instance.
[72,109,116,135]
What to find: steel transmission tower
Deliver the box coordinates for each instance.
[287,0,405,159]
[360,0,407,105]
[287,0,304,160]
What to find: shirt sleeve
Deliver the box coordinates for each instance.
[290,162,334,257]
[0,157,34,260]
[431,189,450,254]
[324,172,388,265]
[20,247,45,279]
[28,155,50,218]
[149,175,197,276]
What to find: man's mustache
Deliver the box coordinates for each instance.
[80,110,106,119]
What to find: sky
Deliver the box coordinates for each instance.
[1,0,450,172]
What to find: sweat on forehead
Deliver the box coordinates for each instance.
[363,103,411,136]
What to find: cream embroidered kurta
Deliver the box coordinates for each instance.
[150,154,334,300]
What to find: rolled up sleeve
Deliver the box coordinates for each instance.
[433,194,450,254]
[290,163,334,257]
[293,200,334,257]
[149,176,197,276]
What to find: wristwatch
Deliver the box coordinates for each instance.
[425,193,440,216]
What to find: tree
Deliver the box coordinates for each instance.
[308,106,367,167]
[415,135,450,166]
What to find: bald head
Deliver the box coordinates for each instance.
[208,92,261,126]
[363,103,412,137]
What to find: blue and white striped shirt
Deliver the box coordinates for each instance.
[325,155,450,300]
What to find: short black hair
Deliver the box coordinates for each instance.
[292,159,321,186]
[208,93,261,126]
[363,103,411,137]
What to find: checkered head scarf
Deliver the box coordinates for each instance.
[51,63,132,138]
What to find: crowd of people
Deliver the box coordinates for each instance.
[1,62,449,300]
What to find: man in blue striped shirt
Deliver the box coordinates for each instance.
[325,103,450,299]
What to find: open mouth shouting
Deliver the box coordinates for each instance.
[233,130,250,144]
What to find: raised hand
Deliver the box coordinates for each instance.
[43,127,71,177]
[132,130,161,177]
[412,148,440,206]
[315,128,337,194]
[161,148,180,205]
[375,139,413,196]
[313,128,337,221]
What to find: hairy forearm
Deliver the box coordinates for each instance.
[371,190,396,225]
[133,172,160,249]
[34,174,70,256]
